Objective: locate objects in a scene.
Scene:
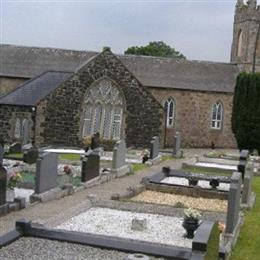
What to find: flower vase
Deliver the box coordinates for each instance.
[182,218,199,239]
[6,189,15,202]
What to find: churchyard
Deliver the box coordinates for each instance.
[0,134,259,259]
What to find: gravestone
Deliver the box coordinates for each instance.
[112,140,126,169]
[150,136,159,160]
[0,144,3,165]
[173,131,181,158]
[91,133,100,150]
[0,165,8,215]
[225,172,242,234]
[35,152,58,194]
[81,149,100,182]
[0,165,7,206]
[239,150,249,162]
[242,163,253,205]
[237,160,246,179]
[23,147,39,164]
[21,119,30,146]
[9,143,22,154]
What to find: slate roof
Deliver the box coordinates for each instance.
[0,71,72,106]
[0,44,239,93]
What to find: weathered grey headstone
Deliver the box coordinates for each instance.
[150,136,159,160]
[173,131,181,157]
[0,144,3,165]
[81,150,100,182]
[21,119,30,146]
[0,165,7,206]
[35,152,58,194]
[112,140,126,169]
[242,163,253,205]
[225,172,242,234]
[239,150,249,162]
[91,133,100,150]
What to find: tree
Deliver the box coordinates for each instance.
[124,41,186,59]
[232,73,260,153]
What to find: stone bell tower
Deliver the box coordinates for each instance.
[231,0,260,72]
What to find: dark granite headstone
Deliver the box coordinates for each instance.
[237,160,246,179]
[150,136,159,160]
[0,165,7,206]
[91,133,100,150]
[35,152,58,194]
[9,143,22,154]
[0,144,3,165]
[81,150,100,182]
[23,147,39,165]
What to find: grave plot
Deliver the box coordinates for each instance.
[56,207,193,248]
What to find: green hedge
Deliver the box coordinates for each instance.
[232,73,260,153]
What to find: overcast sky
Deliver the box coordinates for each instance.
[0,0,242,62]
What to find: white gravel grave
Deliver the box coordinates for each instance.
[56,207,192,249]
[161,177,230,191]
[195,162,237,171]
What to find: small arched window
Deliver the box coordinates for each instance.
[237,30,243,57]
[164,98,175,128]
[14,118,21,139]
[211,102,223,130]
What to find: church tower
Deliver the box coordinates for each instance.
[231,0,260,72]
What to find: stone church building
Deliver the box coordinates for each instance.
[0,0,258,149]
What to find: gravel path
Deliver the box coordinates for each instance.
[0,237,165,260]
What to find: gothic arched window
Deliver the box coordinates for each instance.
[14,118,21,139]
[211,102,223,130]
[82,79,124,140]
[164,98,175,128]
[237,30,243,57]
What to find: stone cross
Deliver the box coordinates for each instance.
[173,131,181,157]
[0,165,7,206]
[150,136,159,160]
[225,172,242,234]
[35,152,58,194]
[242,163,253,205]
[81,149,100,182]
[112,140,126,169]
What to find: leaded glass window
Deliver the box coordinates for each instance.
[164,98,175,128]
[82,79,124,140]
[211,102,223,130]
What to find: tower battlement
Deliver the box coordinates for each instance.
[235,0,260,23]
[231,0,260,72]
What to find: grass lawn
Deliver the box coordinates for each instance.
[4,153,23,159]
[230,177,260,260]
[59,153,81,161]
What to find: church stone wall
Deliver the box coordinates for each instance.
[0,77,28,97]
[150,88,236,148]
[35,49,164,148]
